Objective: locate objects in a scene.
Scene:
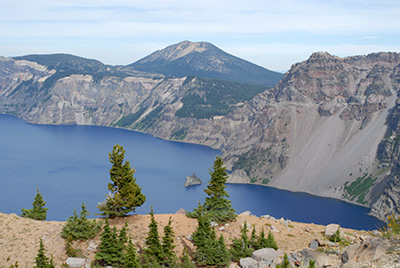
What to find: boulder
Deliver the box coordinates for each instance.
[175,208,186,214]
[239,211,252,216]
[252,248,279,266]
[325,223,340,238]
[66,258,90,268]
[301,249,341,268]
[239,257,258,268]
[309,239,319,250]
[344,237,388,264]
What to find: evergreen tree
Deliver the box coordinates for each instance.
[178,248,196,268]
[257,228,269,249]
[249,225,259,249]
[34,239,54,268]
[124,237,141,268]
[143,207,163,265]
[161,217,177,266]
[98,144,146,217]
[192,214,219,266]
[213,235,230,268]
[21,188,48,221]
[230,221,254,261]
[62,203,101,241]
[276,253,290,268]
[95,218,121,266]
[266,230,278,250]
[187,156,236,223]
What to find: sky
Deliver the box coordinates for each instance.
[1,0,400,72]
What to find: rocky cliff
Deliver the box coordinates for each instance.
[1,50,400,222]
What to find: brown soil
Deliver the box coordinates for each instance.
[0,212,370,267]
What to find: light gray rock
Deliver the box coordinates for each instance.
[66,257,90,268]
[270,225,280,233]
[301,249,341,268]
[372,230,382,236]
[252,248,279,265]
[309,239,319,250]
[350,237,387,263]
[325,223,340,238]
[239,257,258,268]
[239,211,252,216]
[175,208,186,214]
[184,173,202,187]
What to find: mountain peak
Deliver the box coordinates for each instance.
[129,41,283,86]
[140,40,214,63]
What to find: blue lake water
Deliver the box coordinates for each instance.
[0,114,383,230]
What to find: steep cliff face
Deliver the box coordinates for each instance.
[1,51,400,221]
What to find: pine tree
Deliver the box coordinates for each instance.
[178,248,196,268]
[98,144,146,217]
[161,217,177,266]
[21,188,48,221]
[249,225,259,249]
[266,230,278,250]
[276,253,290,268]
[124,237,141,268]
[213,235,230,268]
[192,214,218,266]
[34,239,54,268]
[143,207,163,265]
[95,218,121,266]
[230,221,254,261]
[62,203,101,241]
[257,227,269,249]
[187,156,236,223]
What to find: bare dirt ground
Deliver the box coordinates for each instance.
[0,211,372,267]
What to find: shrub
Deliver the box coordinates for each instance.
[21,188,48,221]
[62,203,101,241]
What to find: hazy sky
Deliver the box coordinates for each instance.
[1,0,399,71]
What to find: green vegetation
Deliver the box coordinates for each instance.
[233,148,271,178]
[192,214,230,267]
[143,207,163,265]
[143,208,178,267]
[61,203,101,241]
[95,218,127,267]
[171,127,188,140]
[262,179,270,185]
[382,213,400,239]
[124,238,141,268]
[329,228,342,243]
[176,77,266,119]
[276,254,290,268]
[343,173,377,204]
[34,239,55,268]
[230,223,278,261]
[161,217,177,266]
[97,144,146,217]
[187,156,236,223]
[115,107,147,128]
[21,188,48,221]
[134,106,163,131]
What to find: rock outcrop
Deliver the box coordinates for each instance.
[184,173,202,187]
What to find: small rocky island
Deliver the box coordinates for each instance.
[184,173,202,187]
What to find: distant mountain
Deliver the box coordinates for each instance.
[13,54,109,74]
[128,41,283,87]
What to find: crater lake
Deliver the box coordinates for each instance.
[0,114,383,230]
